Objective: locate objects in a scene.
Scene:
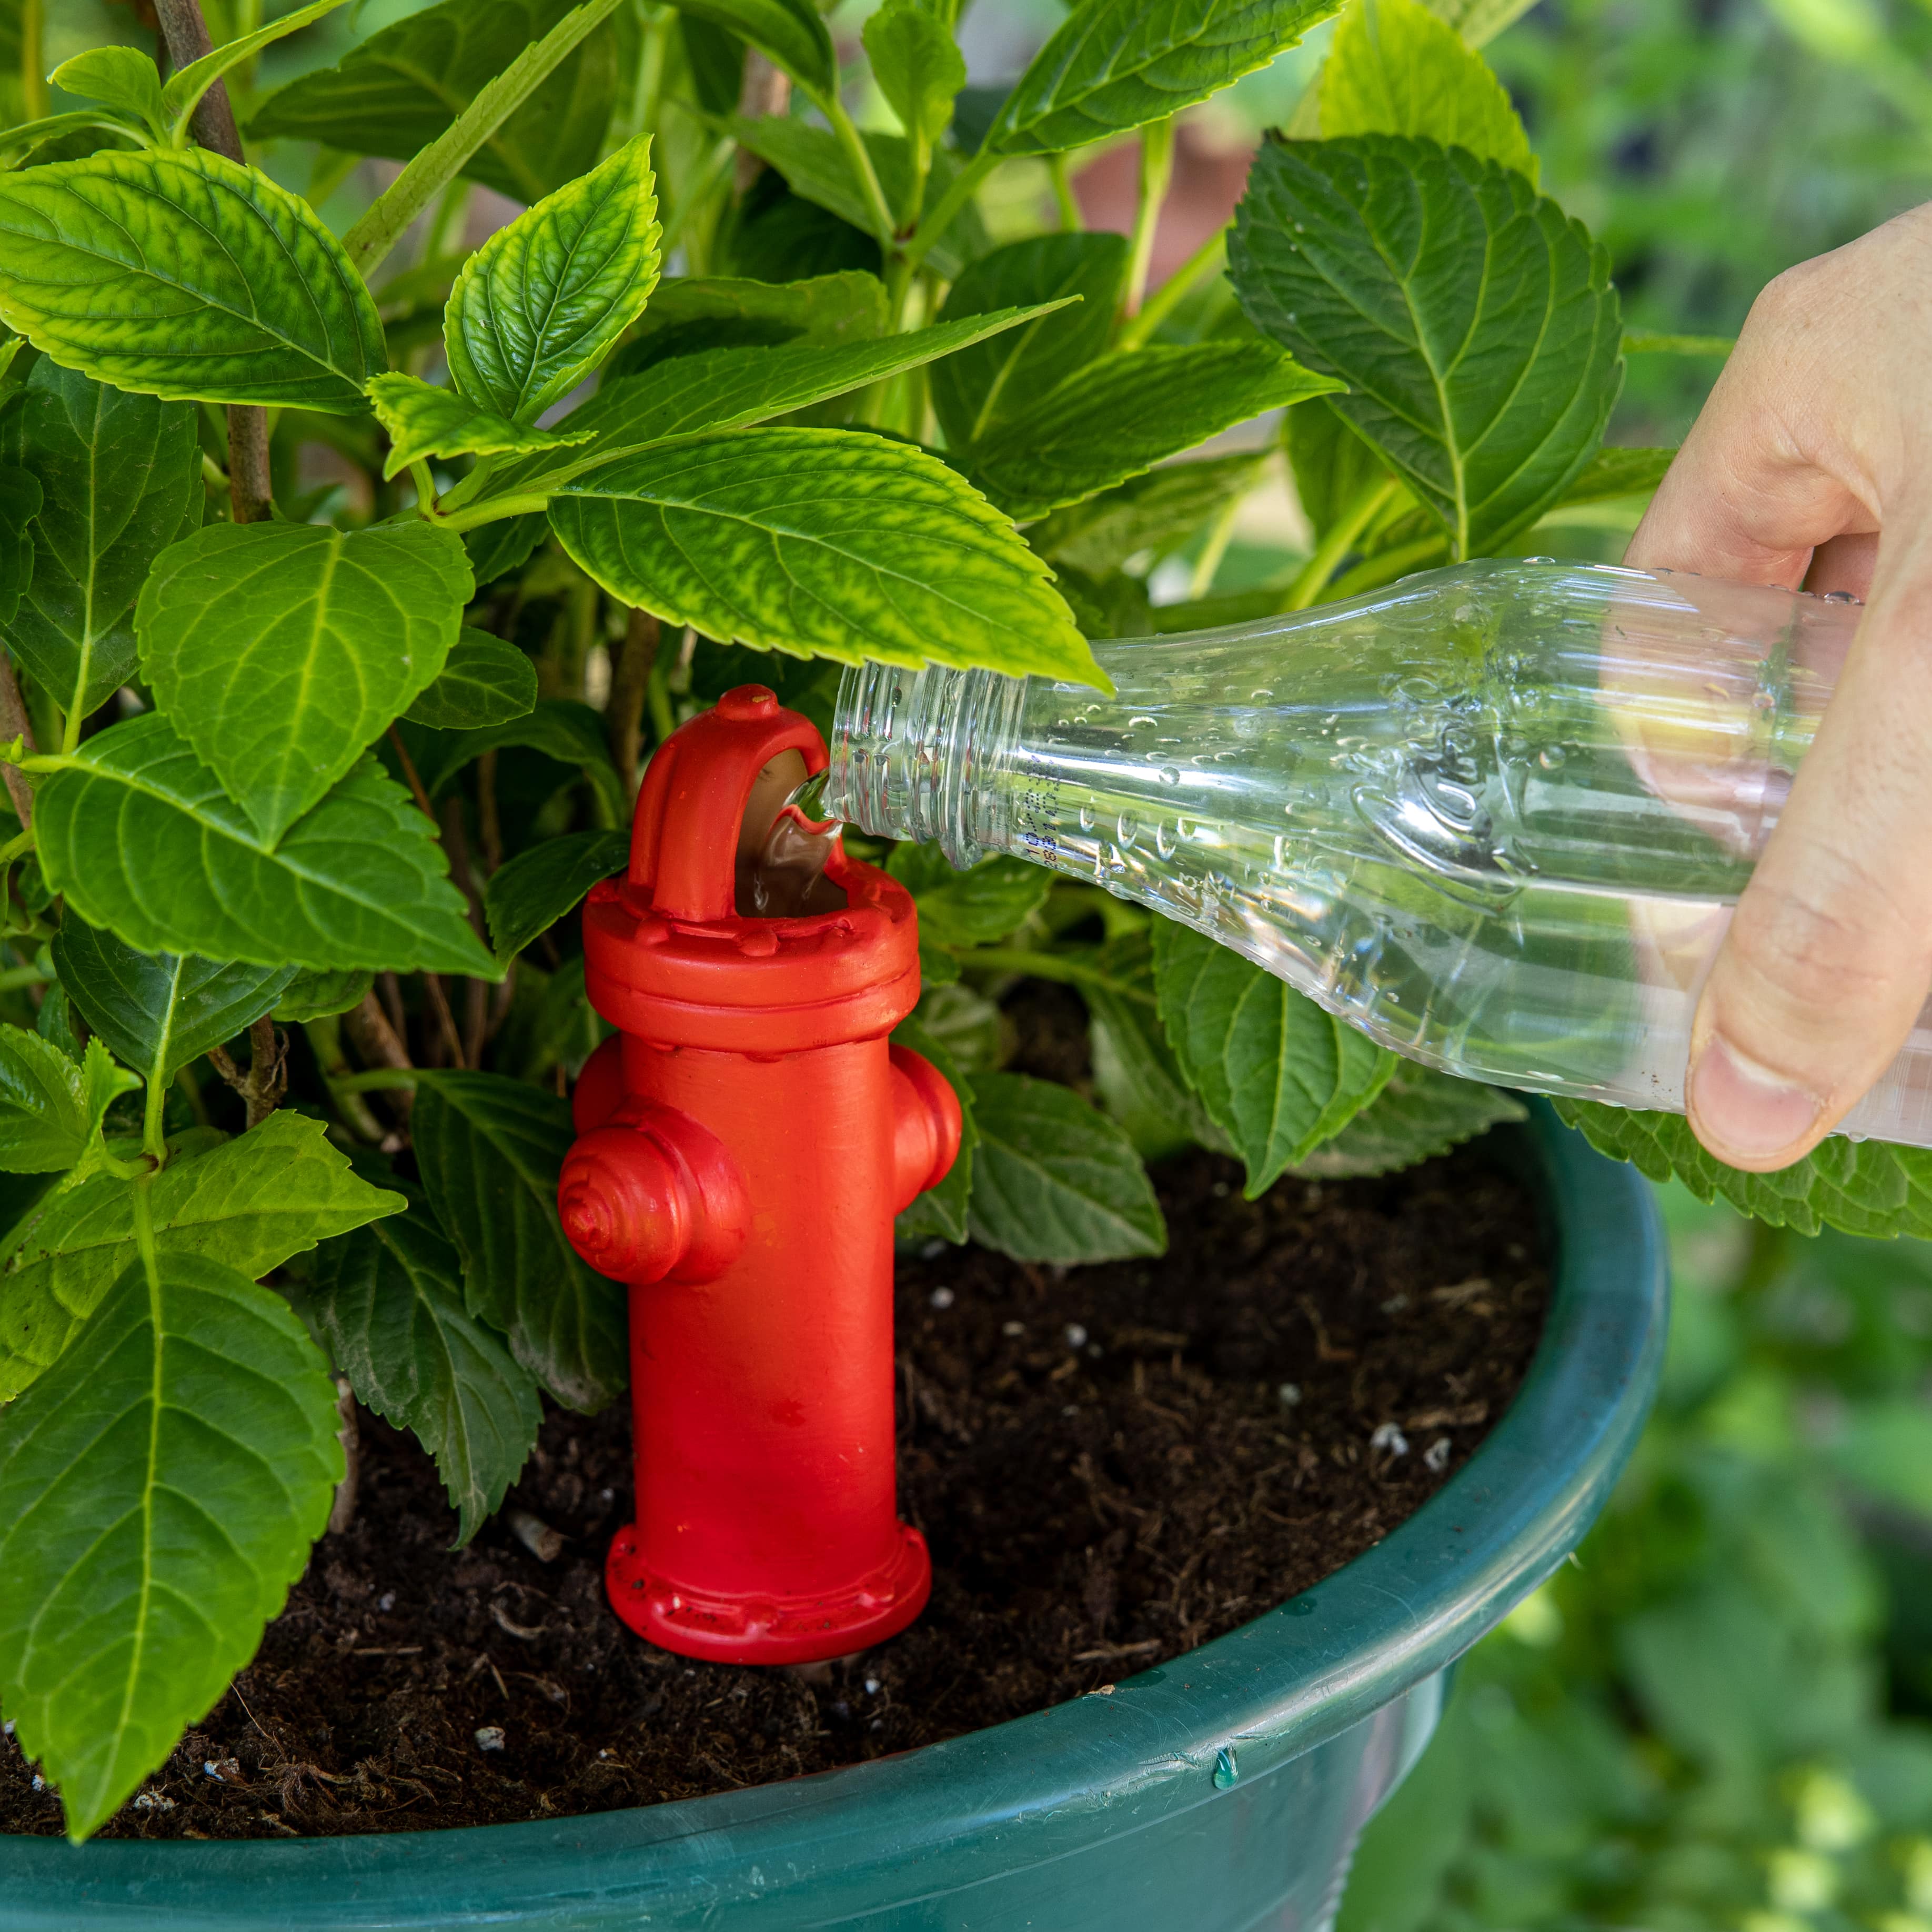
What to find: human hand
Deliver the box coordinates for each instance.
[1625,203,1932,1171]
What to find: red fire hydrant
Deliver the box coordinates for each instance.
[559,685,961,1666]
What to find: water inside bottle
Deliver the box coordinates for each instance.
[825,559,1932,1146]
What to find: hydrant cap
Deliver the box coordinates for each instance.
[582,686,921,1051]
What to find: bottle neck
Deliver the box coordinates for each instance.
[825,662,1026,867]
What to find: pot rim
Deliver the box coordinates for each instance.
[0,1100,1667,1927]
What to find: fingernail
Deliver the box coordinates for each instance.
[1687,1034,1823,1162]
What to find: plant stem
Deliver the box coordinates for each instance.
[341,0,625,279]
[436,491,556,534]
[154,0,275,525]
[1189,491,1243,599]
[905,146,993,268]
[822,93,897,247]
[1324,534,1447,603]
[333,1066,421,1094]
[437,452,497,515]
[1121,118,1175,320]
[409,457,438,515]
[20,0,44,124]
[153,0,246,164]
[647,635,678,744]
[734,49,790,194]
[609,608,657,795]
[1047,150,1081,230]
[207,1015,286,1128]
[142,1067,170,1166]
[1280,474,1400,612]
[0,649,36,828]
[344,992,415,1124]
[1116,223,1227,352]
[957,947,1158,1005]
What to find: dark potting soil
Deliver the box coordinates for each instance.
[0,1144,1549,1841]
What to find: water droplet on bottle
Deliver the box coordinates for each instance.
[1272,834,1290,869]
[1129,715,1159,730]
[1079,802,1096,832]
[1116,812,1139,849]
[1155,821,1176,859]
[1213,1748,1240,1790]
[1158,765,1180,786]
[1250,689,1274,703]
[1821,589,1862,605]
[1537,746,1566,771]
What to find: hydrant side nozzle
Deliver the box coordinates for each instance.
[888,1043,964,1213]
[558,1103,749,1286]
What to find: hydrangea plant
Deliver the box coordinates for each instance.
[0,0,1907,1843]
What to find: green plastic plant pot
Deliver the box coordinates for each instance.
[0,1101,1666,1931]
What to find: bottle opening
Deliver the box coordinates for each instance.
[735,751,847,918]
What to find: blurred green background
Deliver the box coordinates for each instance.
[1322,0,1932,1919]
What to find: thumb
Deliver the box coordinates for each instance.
[1686,507,1932,1168]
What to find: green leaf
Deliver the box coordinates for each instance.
[483,828,628,961]
[1052,563,1153,641]
[403,627,538,731]
[729,119,985,280]
[1553,1099,1932,1240]
[484,305,1077,500]
[0,359,200,721]
[964,1070,1164,1263]
[412,1070,625,1413]
[0,465,39,632]
[47,47,164,134]
[612,271,886,377]
[888,840,1052,946]
[136,519,471,847]
[365,373,592,482]
[273,968,374,1024]
[865,0,968,148]
[446,134,661,425]
[51,915,293,1085]
[1281,393,1403,542]
[893,1018,977,1244]
[35,715,498,978]
[665,0,836,94]
[968,341,1342,521]
[0,1111,405,1402]
[295,1210,542,1545]
[156,0,353,145]
[0,148,386,414]
[1030,452,1270,575]
[1826,1399,1932,1520]
[548,428,1103,686]
[1320,0,1535,177]
[1152,918,1395,1197]
[1295,1067,1526,1177]
[0,1250,340,1841]
[1230,133,1623,556]
[248,0,624,205]
[0,1026,135,1174]
[986,0,1346,156]
[930,233,1126,451]
[409,697,622,822]
[1554,444,1675,506]
[1083,929,1229,1161]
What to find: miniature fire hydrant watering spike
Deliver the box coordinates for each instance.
[558,685,961,1667]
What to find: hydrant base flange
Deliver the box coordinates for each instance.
[606,1521,932,1666]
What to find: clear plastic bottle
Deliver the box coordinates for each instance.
[820,557,1932,1149]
